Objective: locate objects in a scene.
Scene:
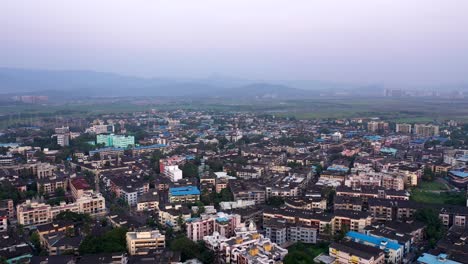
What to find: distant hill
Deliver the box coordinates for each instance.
[0,67,377,99]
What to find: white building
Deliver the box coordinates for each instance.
[164,165,183,182]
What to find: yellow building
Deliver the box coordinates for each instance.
[126,230,166,255]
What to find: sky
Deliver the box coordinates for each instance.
[1,0,468,86]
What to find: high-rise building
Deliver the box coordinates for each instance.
[367,121,388,132]
[396,123,412,134]
[55,127,70,147]
[96,134,135,148]
[414,124,439,137]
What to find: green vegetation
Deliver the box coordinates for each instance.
[410,189,465,206]
[200,188,234,207]
[266,196,285,207]
[415,208,444,248]
[79,227,128,254]
[284,242,329,264]
[55,211,91,223]
[181,162,199,178]
[170,236,214,263]
[418,181,448,191]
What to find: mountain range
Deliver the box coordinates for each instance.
[0,67,378,99]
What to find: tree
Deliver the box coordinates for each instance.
[79,227,128,254]
[55,187,65,197]
[30,232,41,252]
[170,236,214,263]
[422,167,435,182]
[415,208,443,248]
[219,188,234,202]
[181,162,199,178]
[266,196,285,207]
[284,251,313,264]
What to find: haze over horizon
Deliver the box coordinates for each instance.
[2,0,468,87]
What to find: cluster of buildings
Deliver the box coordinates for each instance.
[1,110,468,263]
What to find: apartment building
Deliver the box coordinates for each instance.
[37,176,68,195]
[414,124,439,137]
[396,123,412,134]
[346,231,403,264]
[126,230,166,255]
[186,212,241,241]
[164,165,183,182]
[0,199,15,219]
[17,192,106,226]
[168,186,200,204]
[264,218,317,245]
[329,240,385,264]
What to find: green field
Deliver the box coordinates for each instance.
[285,242,329,264]
[418,181,449,191]
[410,189,465,206]
[2,96,468,128]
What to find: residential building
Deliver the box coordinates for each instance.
[346,231,403,264]
[97,134,135,148]
[164,165,183,182]
[186,212,241,241]
[126,230,165,256]
[168,186,200,204]
[329,240,385,264]
[414,124,439,137]
[396,123,412,134]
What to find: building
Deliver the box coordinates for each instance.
[396,123,412,134]
[126,230,165,255]
[346,231,403,264]
[0,199,15,219]
[329,240,385,264]
[86,124,115,134]
[76,192,106,216]
[17,192,106,226]
[230,180,266,205]
[110,175,150,206]
[70,177,93,199]
[136,191,159,212]
[186,212,241,241]
[37,176,68,195]
[204,230,288,264]
[158,205,191,231]
[414,124,439,137]
[56,134,70,147]
[417,253,462,264]
[263,218,317,245]
[17,199,51,226]
[55,127,70,147]
[368,121,389,133]
[0,211,7,232]
[164,165,183,182]
[97,134,135,148]
[168,186,200,204]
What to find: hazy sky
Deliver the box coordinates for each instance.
[2,0,468,86]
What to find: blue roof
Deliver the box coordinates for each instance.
[169,186,200,196]
[450,170,468,178]
[417,253,461,264]
[363,135,382,141]
[327,166,349,172]
[0,143,19,148]
[133,144,166,150]
[346,231,401,251]
[411,139,426,144]
[380,147,397,155]
[216,217,229,223]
